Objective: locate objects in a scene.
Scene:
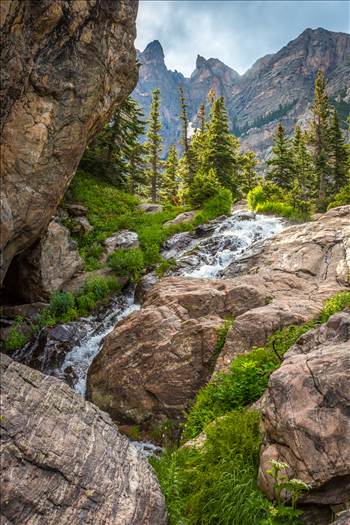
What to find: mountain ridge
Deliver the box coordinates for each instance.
[133,28,350,164]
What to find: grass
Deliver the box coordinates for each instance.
[255,201,310,222]
[150,291,350,525]
[247,183,311,222]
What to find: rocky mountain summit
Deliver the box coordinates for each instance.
[133,28,350,161]
[0,0,138,285]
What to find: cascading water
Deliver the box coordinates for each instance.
[60,288,139,396]
[12,209,284,455]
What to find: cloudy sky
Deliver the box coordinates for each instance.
[136,0,349,76]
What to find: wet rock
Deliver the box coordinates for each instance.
[16,220,84,302]
[71,216,93,235]
[0,0,138,283]
[258,312,350,516]
[0,354,166,525]
[332,511,350,525]
[234,211,256,221]
[17,322,90,374]
[137,203,164,213]
[1,302,48,321]
[161,231,196,260]
[164,210,196,227]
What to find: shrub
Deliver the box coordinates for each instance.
[76,293,97,315]
[49,291,75,317]
[156,258,177,277]
[247,182,283,210]
[183,347,279,440]
[4,317,28,352]
[319,290,350,323]
[327,183,350,210]
[108,248,144,281]
[193,188,233,225]
[187,169,223,207]
[255,201,309,221]
[84,275,110,300]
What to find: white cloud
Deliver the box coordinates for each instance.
[135,0,349,76]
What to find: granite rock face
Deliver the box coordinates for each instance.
[16,220,84,302]
[87,207,349,428]
[0,0,138,283]
[133,28,350,163]
[258,311,350,518]
[0,354,166,525]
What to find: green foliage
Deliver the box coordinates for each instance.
[214,317,233,356]
[327,182,350,209]
[247,182,284,210]
[49,291,76,317]
[183,347,279,440]
[267,123,294,190]
[193,188,233,225]
[187,168,223,207]
[255,201,310,221]
[155,258,177,277]
[108,248,145,281]
[160,145,180,204]
[4,317,29,352]
[319,291,350,323]
[151,410,270,525]
[145,88,163,202]
[79,97,147,190]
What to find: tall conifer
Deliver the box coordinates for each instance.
[145,88,162,202]
[267,123,294,190]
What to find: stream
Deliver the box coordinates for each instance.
[13,209,283,454]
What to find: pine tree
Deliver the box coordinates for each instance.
[145,88,162,202]
[239,151,260,196]
[307,70,331,207]
[202,96,239,195]
[79,97,146,190]
[267,123,294,190]
[160,145,179,204]
[291,125,316,199]
[179,85,194,182]
[328,109,348,194]
[198,103,206,133]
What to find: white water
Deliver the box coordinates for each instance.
[60,290,139,396]
[182,211,283,278]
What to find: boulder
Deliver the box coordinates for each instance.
[0,0,138,283]
[71,216,93,235]
[0,354,166,525]
[163,210,196,227]
[137,203,164,213]
[135,272,159,303]
[332,512,350,525]
[258,312,350,518]
[87,276,268,427]
[65,204,89,217]
[100,230,139,263]
[16,220,84,302]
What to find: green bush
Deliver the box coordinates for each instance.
[319,290,350,323]
[247,182,283,210]
[108,248,145,281]
[84,275,110,300]
[76,293,97,315]
[183,347,279,440]
[49,291,75,317]
[151,410,270,525]
[194,188,233,225]
[4,317,28,352]
[187,169,223,207]
[255,201,309,221]
[327,183,350,210]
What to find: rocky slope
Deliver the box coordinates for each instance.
[86,206,350,429]
[133,28,350,162]
[0,0,138,285]
[0,353,166,525]
[258,311,350,523]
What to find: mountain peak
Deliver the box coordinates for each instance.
[142,40,165,63]
[196,55,207,69]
